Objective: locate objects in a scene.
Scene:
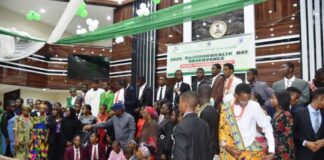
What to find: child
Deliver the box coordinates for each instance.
[13,106,33,160]
[86,132,106,160]
[135,143,152,160]
[123,146,136,160]
[64,135,86,160]
[108,141,126,160]
[96,104,109,146]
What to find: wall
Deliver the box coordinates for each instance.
[20,90,69,106]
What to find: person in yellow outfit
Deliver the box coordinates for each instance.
[219,83,275,160]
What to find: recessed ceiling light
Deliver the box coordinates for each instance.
[55,55,58,57]
[102,48,105,51]
[271,33,274,37]
[73,50,76,53]
[174,0,179,3]
[196,35,200,38]
[91,51,94,54]
[289,30,292,34]
[81,48,84,51]
[270,28,274,31]
[293,3,297,7]
[168,34,173,38]
[202,22,207,26]
[118,0,123,4]
[255,36,258,39]
[106,16,111,21]
[99,54,102,56]
[109,49,112,53]
[268,10,272,13]
[40,8,46,13]
[289,25,293,28]
[42,88,47,91]
[291,17,295,20]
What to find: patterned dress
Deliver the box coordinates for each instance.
[13,116,33,160]
[29,116,49,160]
[271,111,295,160]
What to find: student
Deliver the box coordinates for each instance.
[96,104,109,146]
[74,101,82,120]
[123,146,136,160]
[80,105,97,146]
[64,135,86,160]
[13,106,33,160]
[1,101,16,157]
[86,132,106,160]
[61,108,81,150]
[108,141,126,160]
[135,143,152,160]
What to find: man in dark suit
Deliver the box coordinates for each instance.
[172,92,211,160]
[210,64,225,110]
[197,84,219,158]
[155,76,173,103]
[273,62,310,105]
[137,76,153,107]
[294,88,324,160]
[172,70,191,107]
[64,135,86,160]
[192,68,209,92]
[124,79,138,117]
[86,133,106,160]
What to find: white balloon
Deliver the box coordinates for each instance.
[86,18,93,25]
[92,19,99,27]
[80,28,87,34]
[143,8,150,16]
[76,29,82,34]
[140,3,147,9]
[88,25,97,32]
[136,9,143,16]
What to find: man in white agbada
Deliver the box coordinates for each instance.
[84,80,105,116]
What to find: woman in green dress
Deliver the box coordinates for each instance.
[13,106,33,160]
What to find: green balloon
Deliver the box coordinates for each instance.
[34,13,41,21]
[79,2,86,10]
[26,12,33,21]
[79,9,88,18]
[153,0,161,4]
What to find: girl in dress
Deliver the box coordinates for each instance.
[13,106,33,160]
[79,104,96,146]
[96,104,109,146]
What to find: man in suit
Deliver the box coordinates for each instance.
[137,76,153,107]
[64,135,86,160]
[197,84,219,158]
[211,64,225,109]
[124,79,138,117]
[247,68,273,104]
[192,68,209,92]
[272,62,310,105]
[294,88,324,160]
[172,91,211,160]
[67,88,84,108]
[173,70,191,107]
[86,133,106,160]
[155,76,173,103]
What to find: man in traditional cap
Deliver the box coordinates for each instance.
[66,87,84,108]
[84,103,136,148]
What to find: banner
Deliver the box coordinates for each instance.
[166,34,255,77]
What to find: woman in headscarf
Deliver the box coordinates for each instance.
[138,107,158,160]
[61,107,81,152]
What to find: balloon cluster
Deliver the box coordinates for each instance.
[76,2,88,18]
[153,0,161,4]
[136,3,150,17]
[86,18,99,32]
[26,10,41,21]
[76,18,99,35]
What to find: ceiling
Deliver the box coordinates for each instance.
[0,0,115,35]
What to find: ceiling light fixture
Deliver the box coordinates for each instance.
[271,33,274,37]
[270,28,274,31]
[268,10,272,14]
[40,8,46,13]
[289,25,293,28]
[202,22,207,26]
[174,0,179,3]
[106,16,111,21]
[293,3,298,7]
[289,31,292,34]
[291,17,295,20]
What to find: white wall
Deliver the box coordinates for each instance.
[20,90,69,107]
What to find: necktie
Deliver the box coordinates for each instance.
[75,149,79,160]
[314,111,320,133]
[177,83,180,89]
[93,146,97,160]
[159,87,163,101]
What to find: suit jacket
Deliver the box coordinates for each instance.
[85,144,106,160]
[294,107,324,160]
[172,113,211,160]
[124,85,138,116]
[139,85,153,107]
[200,105,219,155]
[155,86,173,103]
[64,146,86,160]
[191,79,210,92]
[272,78,310,105]
[172,82,191,107]
[211,75,225,108]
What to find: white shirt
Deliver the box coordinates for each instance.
[224,75,242,97]
[158,114,165,124]
[71,96,77,106]
[91,144,99,160]
[156,85,166,101]
[74,146,80,160]
[138,83,147,100]
[284,76,296,89]
[233,100,275,153]
[84,88,105,116]
[173,81,183,103]
[211,74,221,88]
[114,88,125,104]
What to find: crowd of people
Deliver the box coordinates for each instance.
[0,62,323,160]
